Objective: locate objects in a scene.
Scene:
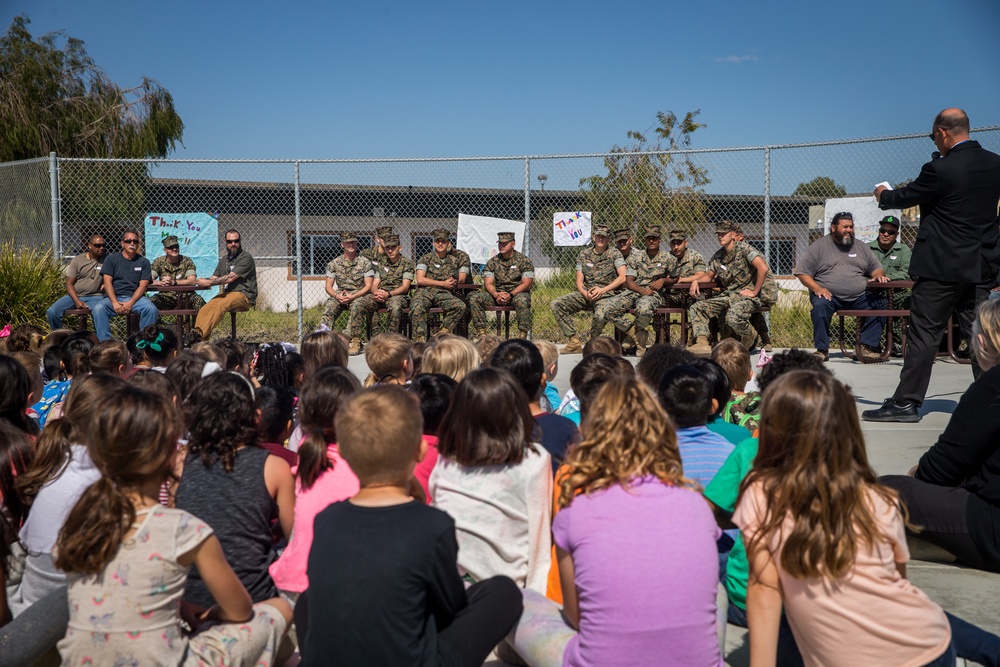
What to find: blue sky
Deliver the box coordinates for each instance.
[8,0,1000,161]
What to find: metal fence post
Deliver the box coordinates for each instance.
[523,156,531,252]
[49,152,61,256]
[763,146,771,266]
[294,161,303,341]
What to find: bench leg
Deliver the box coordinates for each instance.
[230,311,237,340]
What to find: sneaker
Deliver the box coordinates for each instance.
[813,349,829,362]
[861,398,921,423]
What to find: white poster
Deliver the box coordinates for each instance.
[553,211,592,246]
[823,197,902,244]
[457,213,525,265]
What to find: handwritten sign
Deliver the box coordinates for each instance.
[553,211,591,246]
[144,212,220,281]
[457,213,525,264]
[823,198,902,244]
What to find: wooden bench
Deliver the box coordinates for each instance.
[62,308,93,332]
[484,306,516,338]
[157,309,198,341]
[835,309,910,363]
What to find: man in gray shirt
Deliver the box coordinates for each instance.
[46,234,107,330]
[795,212,889,361]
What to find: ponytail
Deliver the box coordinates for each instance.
[297,429,334,491]
[55,477,134,575]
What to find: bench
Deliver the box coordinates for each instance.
[62,308,93,332]
[228,306,250,340]
[835,309,910,363]
[157,309,198,341]
[484,306,516,338]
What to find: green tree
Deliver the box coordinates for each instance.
[792,176,846,198]
[0,15,184,161]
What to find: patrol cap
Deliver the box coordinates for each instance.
[612,228,632,242]
[879,215,901,229]
[433,228,451,241]
[668,229,687,241]
[643,226,662,239]
[592,224,611,237]
[497,232,515,243]
[162,235,179,246]
[383,233,400,246]
[376,225,394,238]
[716,220,738,233]
[340,232,358,243]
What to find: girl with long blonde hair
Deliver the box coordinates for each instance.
[508,376,722,667]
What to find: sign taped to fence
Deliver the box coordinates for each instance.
[144,212,220,282]
[553,211,591,246]
[457,213,525,265]
[823,198,902,244]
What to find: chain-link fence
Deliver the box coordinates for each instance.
[2,127,998,345]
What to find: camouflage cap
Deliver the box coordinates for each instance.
[433,228,451,241]
[643,226,662,239]
[668,229,687,241]
[880,215,901,229]
[162,235,179,246]
[592,224,611,237]
[383,233,400,246]
[375,225,394,238]
[340,232,358,243]
[612,228,632,242]
[716,220,738,233]
[497,231,515,243]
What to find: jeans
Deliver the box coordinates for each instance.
[92,296,158,341]
[46,294,104,330]
[809,292,884,350]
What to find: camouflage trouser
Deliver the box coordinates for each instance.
[377,294,410,334]
[690,292,764,340]
[322,295,377,338]
[606,291,666,333]
[467,290,532,334]
[150,291,206,312]
[410,290,467,340]
[550,291,619,339]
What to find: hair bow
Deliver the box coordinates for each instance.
[0,324,10,338]
[136,332,165,352]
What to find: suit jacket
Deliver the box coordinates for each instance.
[879,140,1000,283]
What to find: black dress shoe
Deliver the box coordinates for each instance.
[861,398,921,423]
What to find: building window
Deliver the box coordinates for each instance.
[746,238,795,276]
[291,233,373,277]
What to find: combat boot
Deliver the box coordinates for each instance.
[475,329,488,340]
[348,337,362,356]
[518,330,530,339]
[688,335,713,356]
[739,330,758,352]
[621,329,638,353]
[635,328,649,357]
[437,327,451,336]
[560,335,583,354]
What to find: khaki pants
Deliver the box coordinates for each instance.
[194,291,251,339]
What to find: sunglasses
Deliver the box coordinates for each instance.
[123,239,139,244]
[165,244,180,250]
[90,243,105,248]
[225,239,241,244]
[878,228,898,235]
[928,129,937,140]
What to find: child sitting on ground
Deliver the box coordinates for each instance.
[556,336,623,419]
[407,373,457,503]
[476,334,503,367]
[297,386,522,667]
[712,338,760,431]
[362,332,413,386]
[255,385,298,467]
[421,336,480,382]
[689,357,753,446]
[534,340,562,412]
[430,367,552,593]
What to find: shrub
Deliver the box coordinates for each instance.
[0,240,65,327]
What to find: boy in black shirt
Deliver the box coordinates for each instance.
[298,386,522,667]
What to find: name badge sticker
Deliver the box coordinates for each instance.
[848,253,857,258]
[890,255,897,260]
[134,267,142,271]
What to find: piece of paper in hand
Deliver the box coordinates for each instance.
[874,181,892,190]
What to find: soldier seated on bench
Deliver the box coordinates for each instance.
[794,211,888,362]
[149,235,206,313]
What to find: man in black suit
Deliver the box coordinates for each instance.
[863,108,1000,422]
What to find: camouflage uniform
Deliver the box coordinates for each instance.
[149,255,206,311]
[725,392,761,431]
[361,246,389,268]
[468,249,534,335]
[664,249,707,307]
[690,240,778,341]
[322,254,376,338]
[411,250,469,340]
[373,254,416,334]
[606,247,672,334]
[550,245,626,339]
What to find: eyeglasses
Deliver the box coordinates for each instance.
[225,239,241,245]
[123,239,139,245]
[90,243,105,248]
[165,244,180,250]
[878,228,898,235]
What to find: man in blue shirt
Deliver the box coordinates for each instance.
[92,230,158,341]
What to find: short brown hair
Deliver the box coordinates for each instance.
[475,335,503,367]
[337,386,423,484]
[301,330,347,376]
[712,338,752,392]
[534,340,558,370]
[364,333,412,380]
[89,340,130,376]
[583,336,622,358]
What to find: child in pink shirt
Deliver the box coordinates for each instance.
[269,366,361,595]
